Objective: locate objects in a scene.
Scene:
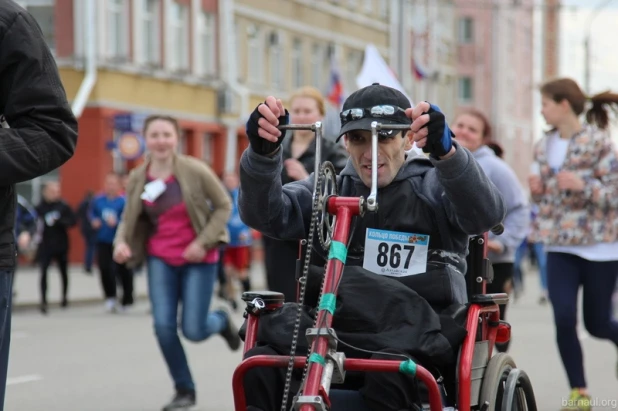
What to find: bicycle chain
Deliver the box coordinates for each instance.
[280,161,337,411]
[317,164,337,250]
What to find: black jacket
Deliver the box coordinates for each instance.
[35,200,77,253]
[0,3,78,268]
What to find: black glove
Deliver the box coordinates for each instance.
[246,102,289,156]
[421,103,454,157]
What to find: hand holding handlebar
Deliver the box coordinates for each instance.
[407,102,455,159]
[245,96,289,155]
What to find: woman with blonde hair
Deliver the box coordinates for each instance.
[261,86,348,302]
[113,115,239,411]
[529,78,618,410]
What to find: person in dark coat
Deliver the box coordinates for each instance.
[35,181,77,313]
[238,84,505,410]
[0,2,77,407]
[77,191,97,273]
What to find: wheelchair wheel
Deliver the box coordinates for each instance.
[501,369,537,411]
[478,353,515,410]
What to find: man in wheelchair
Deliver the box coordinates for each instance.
[238,83,506,411]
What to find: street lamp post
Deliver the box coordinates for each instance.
[584,0,615,94]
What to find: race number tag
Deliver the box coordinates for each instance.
[363,228,429,277]
[140,179,166,202]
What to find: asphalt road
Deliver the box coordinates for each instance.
[5,269,618,411]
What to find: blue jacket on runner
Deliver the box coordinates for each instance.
[89,194,126,244]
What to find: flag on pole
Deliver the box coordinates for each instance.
[326,58,344,109]
[412,58,428,80]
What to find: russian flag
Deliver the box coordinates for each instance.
[412,57,427,81]
[327,58,344,109]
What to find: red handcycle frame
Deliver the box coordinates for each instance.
[232,194,508,411]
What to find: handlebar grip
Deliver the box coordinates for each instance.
[491,224,504,235]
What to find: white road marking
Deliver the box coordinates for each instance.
[578,329,590,340]
[6,374,42,386]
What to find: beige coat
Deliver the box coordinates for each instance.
[114,154,232,268]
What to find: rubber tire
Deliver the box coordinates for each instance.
[510,370,537,411]
[478,353,517,411]
[502,369,536,411]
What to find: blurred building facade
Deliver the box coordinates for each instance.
[13,0,552,263]
[405,0,458,117]
[453,0,537,182]
[15,0,394,263]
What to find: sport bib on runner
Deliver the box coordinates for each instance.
[363,228,430,277]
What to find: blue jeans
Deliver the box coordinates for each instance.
[147,257,227,391]
[0,270,13,410]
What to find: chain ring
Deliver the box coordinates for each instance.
[280,162,335,410]
[318,162,338,249]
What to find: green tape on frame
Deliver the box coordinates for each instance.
[328,241,347,263]
[399,359,417,376]
[308,353,326,366]
[319,293,337,315]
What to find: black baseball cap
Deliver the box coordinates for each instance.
[336,83,411,142]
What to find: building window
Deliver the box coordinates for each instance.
[268,32,283,90]
[247,25,264,85]
[142,0,160,65]
[458,17,474,43]
[170,2,190,72]
[292,39,304,89]
[458,77,473,102]
[25,5,55,54]
[311,43,324,89]
[198,11,217,77]
[107,0,129,60]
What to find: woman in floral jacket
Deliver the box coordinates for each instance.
[529,78,618,410]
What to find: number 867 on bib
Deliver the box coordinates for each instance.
[363,228,430,277]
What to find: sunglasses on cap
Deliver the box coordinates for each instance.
[340,105,407,124]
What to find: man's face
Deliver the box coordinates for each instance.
[343,130,412,188]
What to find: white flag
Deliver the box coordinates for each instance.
[356,44,413,105]
[356,44,423,155]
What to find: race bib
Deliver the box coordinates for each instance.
[44,211,60,227]
[363,228,429,277]
[140,179,166,202]
[102,208,118,224]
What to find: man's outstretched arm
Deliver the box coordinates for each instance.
[238,145,315,241]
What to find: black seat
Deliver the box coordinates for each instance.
[439,303,469,326]
[241,291,285,304]
[330,390,371,411]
